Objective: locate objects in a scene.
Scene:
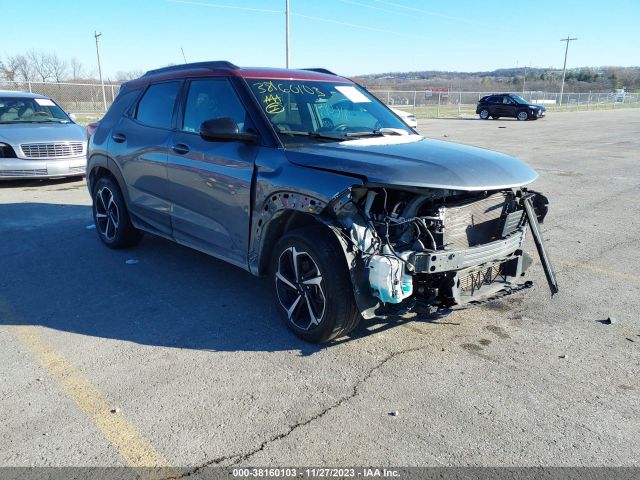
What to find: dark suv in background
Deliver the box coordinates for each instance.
[87,61,557,343]
[476,93,546,121]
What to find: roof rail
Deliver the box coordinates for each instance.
[143,61,239,77]
[302,68,339,76]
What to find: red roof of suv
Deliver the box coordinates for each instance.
[125,62,349,88]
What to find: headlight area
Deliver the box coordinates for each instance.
[0,143,17,158]
[329,185,556,318]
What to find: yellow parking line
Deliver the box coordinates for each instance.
[557,259,640,282]
[1,300,177,477]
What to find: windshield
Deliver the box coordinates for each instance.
[511,95,530,105]
[247,79,413,143]
[0,97,70,124]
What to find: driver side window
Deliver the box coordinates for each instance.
[182,79,248,133]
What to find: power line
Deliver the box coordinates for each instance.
[373,0,471,23]
[338,0,415,19]
[167,0,429,69]
[167,0,280,14]
[168,0,423,41]
[291,12,423,39]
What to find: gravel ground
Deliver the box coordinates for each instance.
[0,109,638,470]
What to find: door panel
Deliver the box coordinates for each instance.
[167,133,256,267]
[109,117,172,235]
[109,80,182,235]
[494,97,509,117]
[167,77,258,267]
[500,97,517,117]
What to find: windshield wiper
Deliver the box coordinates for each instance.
[345,131,384,138]
[277,130,346,141]
[0,119,68,124]
[346,128,409,138]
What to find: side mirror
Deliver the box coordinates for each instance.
[199,117,257,143]
[68,112,77,121]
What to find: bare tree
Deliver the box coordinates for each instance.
[69,57,84,81]
[115,70,144,82]
[26,50,54,82]
[2,54,34,82]
[48,53,69,82]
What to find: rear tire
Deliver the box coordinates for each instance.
[479,109,490,120]
[92,176,142,249]
[271,226,361,343]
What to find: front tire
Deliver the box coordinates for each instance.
[517,111,529,121]
[92,176,142,249]
[271,227,361,343]
[479,109,490,120]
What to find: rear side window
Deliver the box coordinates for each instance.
[136,81,180,129]
[104,87,140,122]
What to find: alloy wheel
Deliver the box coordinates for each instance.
[94,186,120,241]
[480,109,489,119]
[517,111,528,121]
[275,246,326,331]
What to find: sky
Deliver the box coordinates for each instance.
[1,0,638,80]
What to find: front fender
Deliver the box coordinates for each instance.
[248,148,362,274]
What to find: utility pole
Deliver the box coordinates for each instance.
[285,0,291,68]
[94,31,107,111]
[522,65,527,94]
[559,36,577,106]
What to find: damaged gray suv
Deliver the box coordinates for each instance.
[87,62,558,343]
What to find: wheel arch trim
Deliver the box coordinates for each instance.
[87,153,130,206]
[250,191,329,276]
[251,189,380,320]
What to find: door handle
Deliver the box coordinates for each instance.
[111,133,126,143]
[171,143,190,155]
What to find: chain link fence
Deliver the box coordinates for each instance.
[371,90,640,118]
[2,80,638,122]
[1,80,120,118]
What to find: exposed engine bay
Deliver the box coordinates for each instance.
[329,185,558,319]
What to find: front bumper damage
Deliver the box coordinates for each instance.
[327,186,558,320]
[522,192,558,294]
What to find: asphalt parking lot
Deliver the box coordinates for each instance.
[1,109,639,470]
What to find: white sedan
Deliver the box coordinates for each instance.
[390,107,418,129]
[0,91,86,179]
